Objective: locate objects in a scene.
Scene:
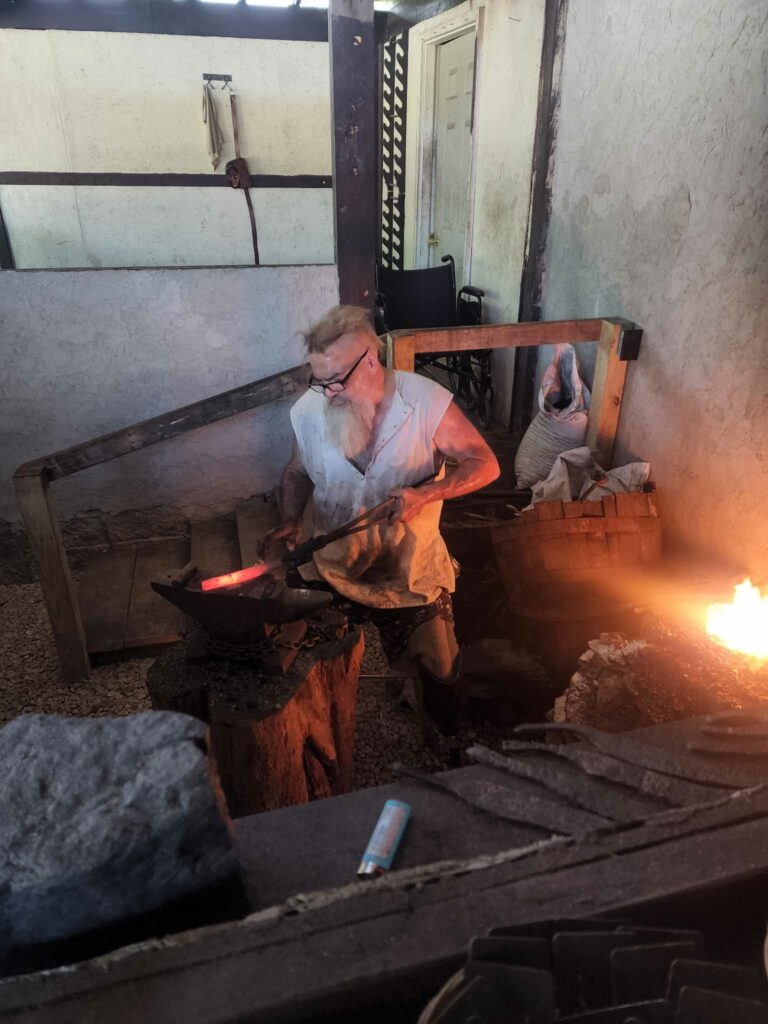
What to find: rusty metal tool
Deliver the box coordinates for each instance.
[201,494,397,592]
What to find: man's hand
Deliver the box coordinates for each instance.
[387,487,429,526]
[257,520,302,561]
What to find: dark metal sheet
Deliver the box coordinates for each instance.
[610,942,700,1004]
[467,744,656,822]
[392,762,612,835]
[502,738,716,808]
[514,723,758,790]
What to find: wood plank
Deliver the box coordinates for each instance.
[535,500,564,521]
[563,501,584,518]
[190,516,241,578]
[391,318,604,367]
[14,365,308,481]
[329,0,377,308]
[585,319,629,469]
[615,491,650,517]
[124,539,189,649]
[492,516,662,540]
[646,487,659,517]
[4,785,768,1024]
[0,172,331,189]
[78,547,138,653]
[602,493,617,517]
[14,474,90,681]
[236,494,279,567]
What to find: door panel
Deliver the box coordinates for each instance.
[429,30,475,285]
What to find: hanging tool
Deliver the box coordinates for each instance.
[226,92,260,265]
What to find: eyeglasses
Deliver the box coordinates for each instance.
[308,348,369,394]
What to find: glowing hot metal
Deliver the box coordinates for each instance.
[201,561,274,591]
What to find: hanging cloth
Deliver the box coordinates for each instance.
[202,82,225,170]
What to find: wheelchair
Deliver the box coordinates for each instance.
[375,256,494,429]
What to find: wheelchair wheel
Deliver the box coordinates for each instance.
[445,354,474,410]
[476,382,494,429]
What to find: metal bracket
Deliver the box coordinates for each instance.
[619,326,643,361]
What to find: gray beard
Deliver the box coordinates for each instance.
[325,397,376,460]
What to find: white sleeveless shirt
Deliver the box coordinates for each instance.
[289,371,456,608]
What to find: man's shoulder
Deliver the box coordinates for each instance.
[290,387,323,426]
[395,370,453,408]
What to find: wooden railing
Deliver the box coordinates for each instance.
[15,318,640,682]
[388,317,639,470]
[14,365,309,682]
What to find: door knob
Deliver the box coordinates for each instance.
[427,233,439,246]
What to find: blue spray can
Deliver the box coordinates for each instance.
[358,799,411,878]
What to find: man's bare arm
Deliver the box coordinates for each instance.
[278,437,314,524]
[257,439,313,557]
[389,401,500,523]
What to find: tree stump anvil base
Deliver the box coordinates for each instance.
[146,625,364,817]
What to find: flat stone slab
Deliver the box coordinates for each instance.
[0,712,241,970]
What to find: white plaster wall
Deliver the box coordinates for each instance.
[402,0,545,423]
[469,0,544,422]
[0,29,332,267]
[1,186,334,268]
[0,265,339,522]
[541,0,768,575]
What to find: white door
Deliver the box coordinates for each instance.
[428,30,475,286]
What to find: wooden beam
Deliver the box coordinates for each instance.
[0,173,332,189]
[0,0,333,40]
[14,365,308,482]
[390,318,604,371]
[2,783,768,1022]
[329,0,377,309]
[0,199,14,270]
[511,0,568,439]
[14,475,90,682]
[586,319,629,469]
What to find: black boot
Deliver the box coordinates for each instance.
[417,656,466,739]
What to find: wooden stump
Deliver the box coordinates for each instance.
[146,627,364,817]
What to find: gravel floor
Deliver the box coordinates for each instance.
[0,582,508,790]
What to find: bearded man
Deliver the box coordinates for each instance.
[264,305,500,736]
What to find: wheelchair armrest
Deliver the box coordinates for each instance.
[459,285,485,299]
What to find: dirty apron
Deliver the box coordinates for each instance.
[289,370,456,609]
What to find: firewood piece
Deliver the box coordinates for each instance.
[535,501,564,521]
[646,488,659,517]
[615,491,650,518]
[147,627,364,816]
[602,494,617,517]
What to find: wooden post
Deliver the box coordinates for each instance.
[328,0,377,309]
[586,319,629,469]
[147,628,365,817]
[14,472,90,681]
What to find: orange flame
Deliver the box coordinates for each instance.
[705,578,768,660]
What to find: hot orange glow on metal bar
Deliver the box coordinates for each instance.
[201,562,272,591]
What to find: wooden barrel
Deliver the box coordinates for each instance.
[490,489,662,677]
